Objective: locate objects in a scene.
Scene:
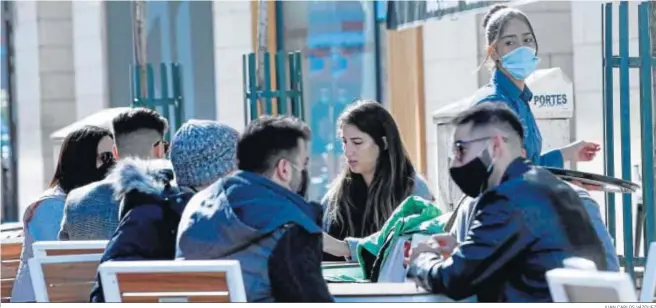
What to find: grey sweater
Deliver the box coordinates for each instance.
[58,180,118,241]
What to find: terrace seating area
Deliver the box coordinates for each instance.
[1,226,654,303]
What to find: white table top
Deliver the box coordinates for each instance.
[328,282,463,302]
[329,283,431,296]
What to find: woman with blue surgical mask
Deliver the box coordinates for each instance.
[477,4,600,168]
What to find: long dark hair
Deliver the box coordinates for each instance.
[324,100,417,238]
[50,125,113,193]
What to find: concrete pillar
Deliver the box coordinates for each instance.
[72,1,108,118]
[13,1,76,218]
[421,13,480,201]
[212,1,252,132]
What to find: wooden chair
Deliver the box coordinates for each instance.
[562,257,598,271]
[98,260,246,303]
[28,253,103,302]
[547,268,638,302]
[1,237,23,302]
[0,222,23,235]
[32,240,108,258]
[639,242,655,302]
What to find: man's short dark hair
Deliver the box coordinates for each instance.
[451,102,525,141]
[238,115,311,175]
[112,107,168,140]
[111,108,168,157]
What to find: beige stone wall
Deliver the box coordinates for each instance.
[14,1,77,217]
[72,1,108,119]
[212,1,253,132]
[13,1,109,218]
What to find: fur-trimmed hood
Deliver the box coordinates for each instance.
[107,157,179,219]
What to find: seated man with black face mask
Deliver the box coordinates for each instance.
[406,103,608,302]
[176,115,332,302]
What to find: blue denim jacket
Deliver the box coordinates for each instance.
[478,70,564,168]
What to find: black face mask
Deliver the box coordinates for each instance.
[96,160,116,181]
[296,169,309,198]
[449,148,494,198]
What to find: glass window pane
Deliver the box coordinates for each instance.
[282,1,378,202]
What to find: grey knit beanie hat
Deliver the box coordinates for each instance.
[170,119,239,187]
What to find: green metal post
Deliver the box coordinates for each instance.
[602,1,655,277]
[276,52,288,115]
[638,1,655,252]
[242,51,305,122]
[130,62,185,140]
[159,63,171,135]
[172,63,184,133]
[294,52,305,120]
[247,53,259,121]
[602,2,617,247]
[618,1,635,278]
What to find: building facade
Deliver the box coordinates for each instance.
[5,0,648,256]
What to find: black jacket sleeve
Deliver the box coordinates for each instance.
[268,225,334,302]
[407,195,534,300]
[89,205,164,302]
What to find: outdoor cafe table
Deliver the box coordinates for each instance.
[322,262,460,302]
[328,282,458,302]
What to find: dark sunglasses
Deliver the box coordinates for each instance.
[153,140,169,154]
[98,152,114,164]
[452,136,507,161]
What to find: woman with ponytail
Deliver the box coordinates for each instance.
[477,4,599,167]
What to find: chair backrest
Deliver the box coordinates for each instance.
[98,260,246,303]
[547,268,638,302]
[1,238,23,302]
[0,222,23,233]
[28,253,103,302]
[639,242,656,302]
[32,240,108,258]
[563,257,598,271]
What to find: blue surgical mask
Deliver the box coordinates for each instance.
[500,46,540,80]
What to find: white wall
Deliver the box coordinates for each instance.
[212,1,252,132]
[421,13,480,203]
[14,1,44,218]
[72,1,108,118]
[13,1,77,218]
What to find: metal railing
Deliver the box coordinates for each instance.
[602,1,654,278]
[242,51,305,123]
[131,63,185,140]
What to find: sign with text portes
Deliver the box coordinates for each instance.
[385,0,534,31]
[533,94,568,108]
[524,67,574,119]
[431,67,574,123]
